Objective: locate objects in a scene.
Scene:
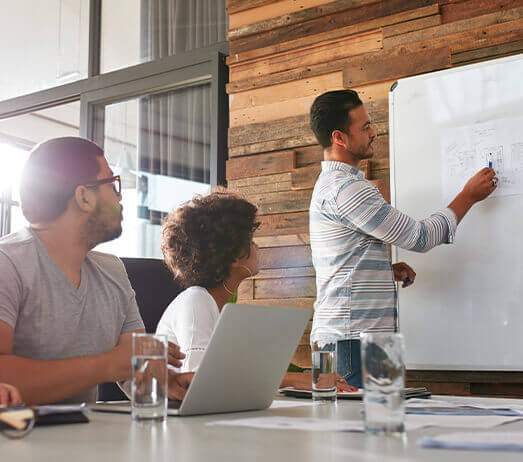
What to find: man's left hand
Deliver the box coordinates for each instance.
[393,262,416,288]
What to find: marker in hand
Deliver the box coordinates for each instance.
[488,154,498,186]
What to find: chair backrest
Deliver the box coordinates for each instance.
[97,257,183,401]
[121,257,183,333]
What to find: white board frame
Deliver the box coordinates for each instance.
[389,54,523,371]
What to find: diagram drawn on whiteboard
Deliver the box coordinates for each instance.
[441,117,523,202]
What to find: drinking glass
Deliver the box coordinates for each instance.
[361,333,405,435]
[311,339,337,402]
[131,333,168,421]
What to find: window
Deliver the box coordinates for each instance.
[0,2,228,252]
[101,0,228,73]
[95,85,212,257]
[0,0,89,101]
[0,102,81,236]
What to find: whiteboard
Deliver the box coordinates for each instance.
[389,54,523,371]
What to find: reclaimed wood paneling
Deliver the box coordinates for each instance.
[227,4,440,65]
[295,145,323,167]
[452,39,523,64]
[229,82,391,151]
[226,150,296,179]
[229,114,311,148]
[254,234,310,248]
[257,211,309,236]
[228,135,318,157]
[382,13,441,38]
[227,0,280,15]
[343,46,451,87]
[229,0,380,39]
[229,31,382,83]
[255,276,316,298]
[237,278,254,299]
[440,0,523,24]
[252,266,315,279]
[230,73,342,112]
[230,73,344,127]
[229,172,293,195]
[258,245,312,268]
[248,189,313,215]
[383,7,523,49]
[291,165,321,190]
[227,0,523,384]
[229,0,436,55]
[229,0,333,29]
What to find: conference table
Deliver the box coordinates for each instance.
[2,395,523,461]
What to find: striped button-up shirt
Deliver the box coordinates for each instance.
[309,161,457,341]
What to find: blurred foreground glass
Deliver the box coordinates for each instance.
[361,333,405,435]
[132,333,168,421]
[311,340,337,402]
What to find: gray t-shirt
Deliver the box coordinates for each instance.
[0,228,144,403]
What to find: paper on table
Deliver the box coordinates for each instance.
[418,432,523,451]
[269,400,316,409]
[406,414,523,429]
[208,415,522,433]
[406,398,523,414]
[207,416,365,432]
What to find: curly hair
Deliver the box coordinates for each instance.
[161,189,260,289]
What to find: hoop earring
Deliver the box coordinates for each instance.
[239,264,252,278]
[223,281,235,296]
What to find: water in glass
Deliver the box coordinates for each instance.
[131,355,167,421]
[312,349,337,401]
[363,377,405,434]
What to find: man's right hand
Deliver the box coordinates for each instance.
[448,167,497,224]
[461,167,497,203]
[106,336,133,383]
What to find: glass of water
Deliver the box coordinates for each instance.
[131,333,168,421]
[311,339,337,402]
[361,333,405,435]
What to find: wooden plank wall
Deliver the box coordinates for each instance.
[226,0,523,395]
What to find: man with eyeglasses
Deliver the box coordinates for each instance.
[0,137,192,404]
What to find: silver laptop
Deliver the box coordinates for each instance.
[90,303,310,416]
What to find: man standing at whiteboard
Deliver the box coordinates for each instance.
[309,90,497,388]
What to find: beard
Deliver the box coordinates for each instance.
[86,203,123,249]
[355,140,374,160]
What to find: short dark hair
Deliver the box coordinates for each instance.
[161,189,260,289]
[310,90,363,148]
[20,137,103,223]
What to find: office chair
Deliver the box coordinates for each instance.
[97,257,183,401]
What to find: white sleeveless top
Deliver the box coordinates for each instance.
[156,286,219,372]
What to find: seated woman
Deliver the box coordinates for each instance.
[0,383,22,407]
[156,189,355,391]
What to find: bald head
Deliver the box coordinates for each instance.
[20,137,104,223]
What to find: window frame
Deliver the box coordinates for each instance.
[0,0,229,236]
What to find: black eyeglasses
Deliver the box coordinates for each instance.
[84,175,121,195]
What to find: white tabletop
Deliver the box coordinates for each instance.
[2,395,523,462]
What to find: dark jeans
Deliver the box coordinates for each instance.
[337,339,362,389]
